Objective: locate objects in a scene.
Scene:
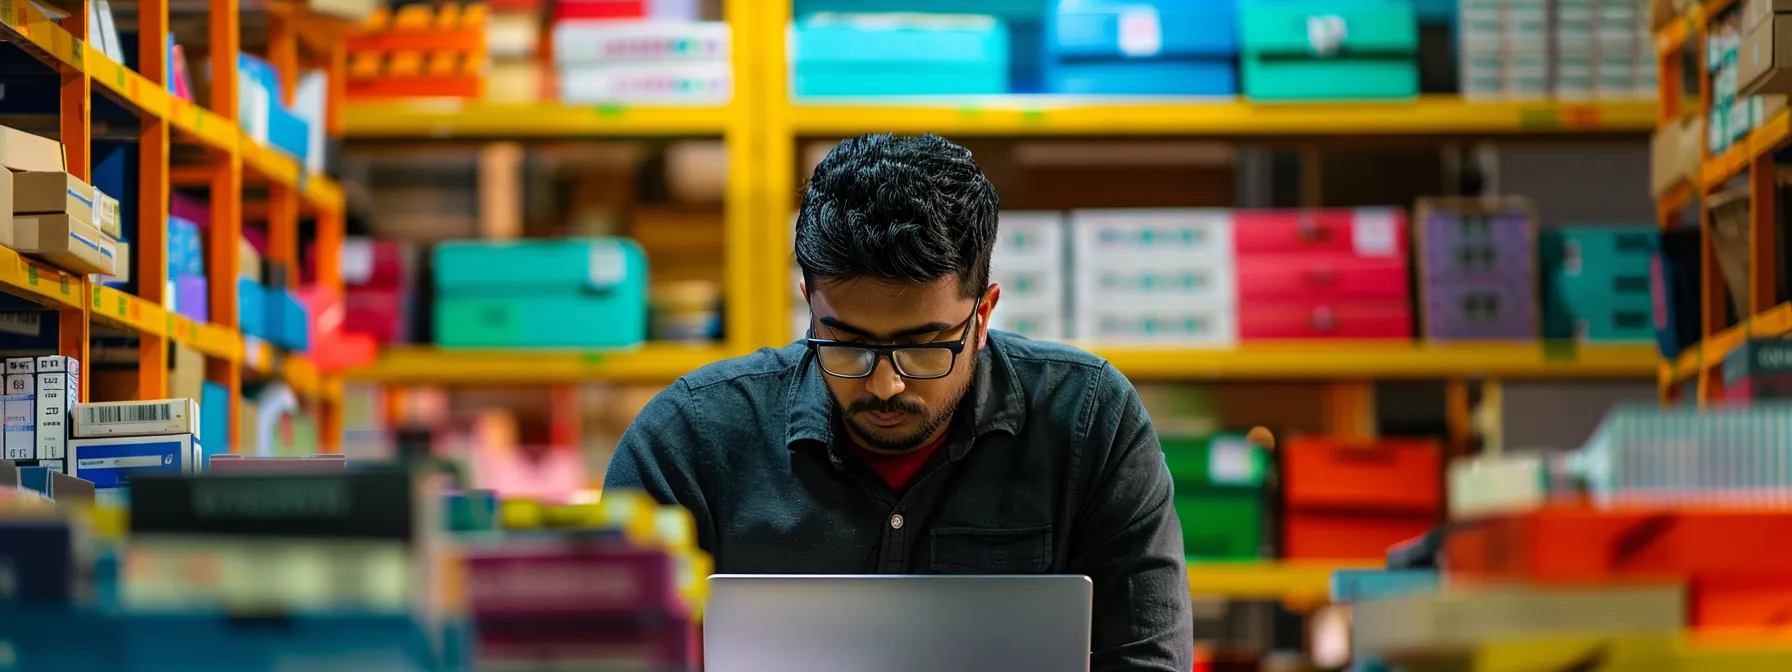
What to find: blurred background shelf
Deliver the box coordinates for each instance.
[1096,342,1660,381]
[343,101,733,138]
[344,344,734,384]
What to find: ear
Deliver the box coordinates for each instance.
[799,280,808,300]
[976,283,1000,349]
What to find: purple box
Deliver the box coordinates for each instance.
[467,546,681,619]
[1421,212,1536,281]
[1422,279,1538,340]
[175,276,209,323]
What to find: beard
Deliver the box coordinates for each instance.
[840,365,976,454]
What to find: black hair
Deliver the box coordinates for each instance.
[795,133,999,299]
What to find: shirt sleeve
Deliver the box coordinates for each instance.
[1070,364,1195,672]
[604,378,718,553]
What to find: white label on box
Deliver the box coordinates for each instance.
[5,358,33,375]
[1118,7,1163,57]
[341,238,375,286]
[1208,436,1256,485]
[1351,209,1399,257]
[588,241,627,288]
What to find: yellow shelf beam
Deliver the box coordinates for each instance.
[89,287,324,399]
[342,101,732,138]
[1701,110,1791,189]
[790,97,1658,136]
[1185,560,1377,602]
[1093,341,1660,381]
[346,344,735,385]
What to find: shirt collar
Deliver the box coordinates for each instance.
[784,335,1028,459]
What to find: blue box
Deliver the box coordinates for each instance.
[267,104,311,164]
[433,238,648,349]
[265,289,311,352]
[238,278,266,339]
[1329,569,1437,603]
[167,217,204,279]
[69,434,201,498]
[1045,0,1238,94]
[0,606,122,667]
[200,381,230,459]
[792,15,1012,96]
[794,0,1046,91]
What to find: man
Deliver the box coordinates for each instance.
[607,133,1194,671]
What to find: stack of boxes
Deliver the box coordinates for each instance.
[552,20,730,104]
[2,356,79,474]
[1708,10,1775,154]
[1233,209,1412,340]
[69,398,204,504]
[236,54,313,165]
[1239,0,1420,100]
[988,212,1067,341]
[1043,0,1239,96]
[1415,197,1540,340]
[1165,432,1269,560]
[432,238,648,349]
[1460,0,1549,98]
[167,197,207,323]
[1071,209,1236,345]
[342,237,417,345]
[1461,0,1653,100]
[792,13,1012,97]
[347,3,487,100]
[1541,225,1656,342]
[0,125,120,280]
[1281,436,1441,559]
[485,0,544,103]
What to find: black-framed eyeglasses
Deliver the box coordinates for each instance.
[805,299,981,380]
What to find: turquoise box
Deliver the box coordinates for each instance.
[432,238,648,349]
[1541,226,1656,342]
[1238,0,1418,100]
[792,14,1012,96]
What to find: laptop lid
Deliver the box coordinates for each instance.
[704,574,1094,672]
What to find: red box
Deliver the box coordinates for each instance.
[345,287,410,344]
[1283,512,1434,560]
[1235,255,1409,300]
[552,0,646,20]
[1237,300,1411,340]
[479,616,698,669]
[332,238,413,289]
[1232,208,1409,258]
[1283,436,1442,512]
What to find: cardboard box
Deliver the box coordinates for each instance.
[1651,118,1699,197]
[0,125,64,173]
[13,213,118,276]
[170,344,205,403]
[13,171,95,223]
[91,240,130,287]
[92,188,120,239]
[0,170,14,248]
[1745,0,1792,31]
[70,433,201,492]
[1742,16,1792,96]
[36,356,77,461]
[3,357,33,460]
[74,399,201,440]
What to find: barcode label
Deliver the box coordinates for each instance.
[0,312,41,336]
[85,403,172,425]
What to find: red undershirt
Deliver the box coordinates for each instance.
[851,431,948,492]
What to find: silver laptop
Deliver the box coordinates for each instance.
[704,574,1094,672]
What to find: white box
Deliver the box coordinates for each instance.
[1069,209,1234,268]
[993,211,1066,270]
[1072,299,1237,345]
[991,265,1067,340]
[551,20,729,66]
[75,398,201,440]
[70,433,201,491]
[3,356,33,460]
[1073,263,1236,312]
[557,62,732,105]
[35,355,77,460]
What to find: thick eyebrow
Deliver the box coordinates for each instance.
[818,316,954,341]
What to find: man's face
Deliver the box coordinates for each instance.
[807,276,997,454]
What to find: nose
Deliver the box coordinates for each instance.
[864,355,906,400]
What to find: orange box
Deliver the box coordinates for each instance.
[1447,506,1792,584]
[1283,511,1434,560]
[1282,436,1442,512]
[1689,579,1792,628]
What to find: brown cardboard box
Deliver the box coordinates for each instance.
[1746,0,1792,31]
[0,125,64,173]
[12,213,117,275]
[170,343,205,402]
[1742,16,1792,96]
[1651,119,1699,197]
[0,170,15,248]
[90,240,130,286]
[13,171,95,223]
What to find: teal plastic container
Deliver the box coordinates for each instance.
[1239,0,1418,100]
[432,238,648,349]
[1540,226,1655,282]
[792,15,1012,96]
[1541,227,1655,342]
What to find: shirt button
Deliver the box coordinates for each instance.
[890,514,905,530]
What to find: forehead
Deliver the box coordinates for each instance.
[811,276,970,330]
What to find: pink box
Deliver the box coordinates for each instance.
[1239,300,1411,340]
[344,287,408,343]
[1232,208,1409,258]
[1236,254,1409,301]
[478,616,697,669]
[468,546,681,618]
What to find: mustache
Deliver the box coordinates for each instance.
[846,397,927,415]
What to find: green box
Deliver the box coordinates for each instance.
[1174,492,1265,560]
[1162,433,1269,490]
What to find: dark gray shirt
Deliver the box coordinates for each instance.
[606,331,1195,672]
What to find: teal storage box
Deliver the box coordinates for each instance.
[432,238,648,349]
[237,278,266,339]
[1542,227,1655,342]
[1239,0,1418,100]
[792,14,1012,96]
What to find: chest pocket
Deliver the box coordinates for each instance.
[929,525,1054,574]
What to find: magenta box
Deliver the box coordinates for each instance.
[478,616,698,670]
[467,546,680,618]
[170,193,210,228]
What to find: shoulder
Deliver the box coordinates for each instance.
[990,331,1133,400]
